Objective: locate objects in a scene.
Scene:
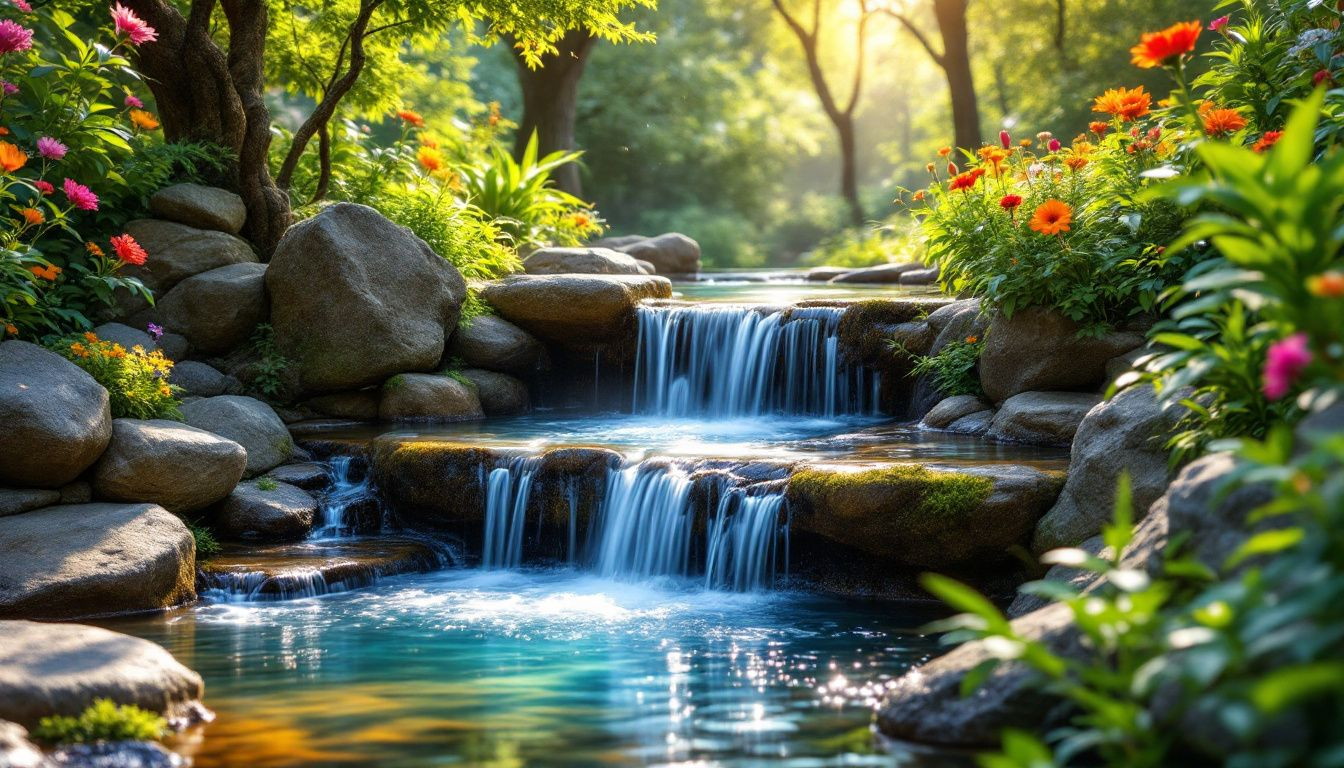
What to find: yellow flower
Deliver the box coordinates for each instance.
[416,145,444,173]
[83,331,98,343]
[69,342,89,358]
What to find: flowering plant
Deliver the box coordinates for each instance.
[53,330,181,420]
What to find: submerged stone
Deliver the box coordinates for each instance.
[197,537,449,601]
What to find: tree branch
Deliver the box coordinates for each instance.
[879,7,945,69]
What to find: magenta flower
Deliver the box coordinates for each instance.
[37,137,67,161]
[62,178,99,212]
[124,93,143,109]
[33,179,52,195]
[111,3,157,45]
[0,19,33,54]
[1,81,16,97]
[146,322,164,341]
[1048,138,1062,152]
[999,130,1012,150]
[1263,333,1313,400]
[1209,16,1230,34]
[12,0,31,11]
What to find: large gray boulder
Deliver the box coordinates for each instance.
[1032,385,1184,552]
[379,373,484,421]
[482,274,671,347]
[92,419,246,514]
[0,503,195,619]
[91,322,156,352]
[922,395,992,429]
[610,233,701,274]
[459,369,529,416]
[212,480,316,542]
[302,390,381,420]
[829,262,924,284]
[523,246,648,275]
[447,315,546,376]
[876,603,1080,747]
[181,395,293,477]
[157,262,268,354]
[0,620,204,727]
[267,203,467,394]
[979,308,1145,403]
[925,299,987,355]
[149,183,247,234]
[987,392,1102,447]
[119,219,257,301]
[0,488,59,517]
[168,360,241,397]
[0,341,111,489]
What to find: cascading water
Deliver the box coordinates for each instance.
[312,456,371,539]
[482,456,542,569]
[703,486,788,592]
[590,462,696,581]
[633,304,879,418]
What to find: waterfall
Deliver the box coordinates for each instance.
[313,457,372,539]
[633,304,878,418]
[482,456,542,569]
[591,463,697,580]
[703,487,787,592]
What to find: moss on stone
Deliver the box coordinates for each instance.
[370,439,499,530]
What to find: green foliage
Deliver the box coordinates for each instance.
[32,699,167,744]
[790,465,994,523]
[371,187,520,280]
[256,477,279,491]
[894,336,985,399]
[52,332,181,420]
[246,324,289,401]
[807,223,918,268]
[1137,91,1344,459]
[188,522,222,559]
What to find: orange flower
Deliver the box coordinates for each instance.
[1019,139,1033,148]
[107,343,127,359]
[27,264,60,281]
[1201,106,1247,137]
[1131,21,1202,69]
[977,146,1011,175]
[1252,130,1283,153]
[4,322,16,336]
[83,331,98,343]
[948,170,981,192]
[19,207,42,225]
[1308,271,1344,298]
[129,109,160,130]
[569,212,592,229]
[1064,155,1089,171]
[86,242,105,258]
[397,109,425,128]
[937,146,952,158]
[965,335,978,344]
[416,145,444,173]
[1092,86,1151,122]
[110,234,148,266]
[1089,121,1110,135]
[1029,200,1073,236]
[0,140,26,172]
[912,190,926,202]
[69,342,88,358]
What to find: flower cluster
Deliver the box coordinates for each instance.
[55,331,181,420]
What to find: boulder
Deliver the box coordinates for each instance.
[523,247,647,275]
[899,267,940,286]
[212,480,316,542]
[52,741,183,767]
[0,720,44,768]
[156,332,189,362]
[119,219,257,300]
[830,262,924,284]
[168,360,241,398]
[379,374,484,421]
[92,322,156,353]
[876,603,1080,747]
[482,274,671,347]
[987,392,1102,447]
[92,419,246,514]
[922,395,992,429]
[1008,534,1108,617]
[263,462,330,491]
[266,203,467,394]
[786,463,1062,570]
[370,439,498,530]
[459,369,529,416]
[924,299,986,355]
[149,183,247,234]
[157,262,268,354]
[446,315,546,375]
[0,341,112,489]
[591,234,649,250]
[0,488,59,518]
[180,396,293,478]
[1032,385,1184,552]
[58,482,92,505]
[806,266,850,282]
[610,233,701,274]
[979,308,1145,403]
[947,410,995,436]
[302,390,382,420]
[0,503,195,619]
[0,620,204,727]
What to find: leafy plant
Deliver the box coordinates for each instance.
[32,699,167,744]
[255,477,279,491]
[52,332,180,420]
[187,522,221,559]
[246,323,289,400]
[893,335,985,398]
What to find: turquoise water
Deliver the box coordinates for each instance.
[108,569,958,767]
[670,271,938,304]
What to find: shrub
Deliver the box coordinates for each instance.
[255,477,279,491]
[188,522,222,559]
[245,323,289,401]
[32,699,167,744]
[893,335,985,399]
[52,332,180,420]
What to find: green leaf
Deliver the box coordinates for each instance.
[1250,662,1344,714]
[1225,527,1305,569]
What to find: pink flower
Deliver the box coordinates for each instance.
[33,179,52,195]
[36,137,67,161]
[0,19,33,54]
[12,0,31,12]
[1048,138,1062,152]
[62,178,98,212]
[1,81,16,97]
[999,130,1012,149]
[1263,333,1313,400]
[1315,69,1332,87]
[1209,16,1229,34]
[124,93,143,109]
[110,3,157,46]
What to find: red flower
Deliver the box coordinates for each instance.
[1315,69,1332,87]
[1131,21,1202,69]
[1089,121,1110,135]
[1253,131,1283,153]
[110,234,148,266]
[948,171,981,192]
[33,179,52,195]
[999,194,1023,210]
[999,130,1012,149]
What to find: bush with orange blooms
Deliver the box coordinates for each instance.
[53,331,181,419]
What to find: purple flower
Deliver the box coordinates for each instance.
[1263,333,1313,400]
[1,81,16,97]
[36,136,67,161]
[0,19,33,54]
[146,322,164,341]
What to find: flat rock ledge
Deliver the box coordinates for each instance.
[0,620,207,729]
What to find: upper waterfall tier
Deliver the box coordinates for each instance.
[632,304,879,418]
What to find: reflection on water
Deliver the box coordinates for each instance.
[106,569,957,767]
[671,271,940,305]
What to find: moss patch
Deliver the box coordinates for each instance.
[838,298,949,366]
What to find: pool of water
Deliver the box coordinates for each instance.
[106,569,959,767]
[294,412,1068,469]
[670,271,938,305]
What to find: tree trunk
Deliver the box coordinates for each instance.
[933,0,981,150]
[121,0,291,256]
[837,118,863,227]
[512,29,597,197]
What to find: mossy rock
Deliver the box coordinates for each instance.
[837,298,951,367]
[370,438,508,530]
[532,447,622,529]
[786,463,1062,570]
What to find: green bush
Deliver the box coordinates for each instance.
[187,522,221,559]
[32,699,167,744]
[371,187,519,281]
[52,332,180,420]
[893,336,985,399]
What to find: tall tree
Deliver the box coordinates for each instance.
[510,30,598,196]
[881,0,981,150]
[769,0,873,227]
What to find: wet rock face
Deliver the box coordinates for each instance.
[92,419,246,514]
[459,369,529,416]
[0,620,205,728]
[211,480,317,542]
[0,503,195,619]
[978,308,1145,403]
[987,391,1102,447]
[0,341,112,490]
[198,538,448,601]
[266,203,467,395]
[370,439,500,531]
